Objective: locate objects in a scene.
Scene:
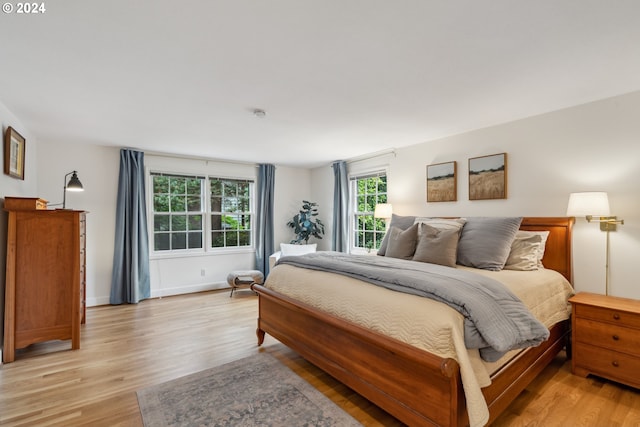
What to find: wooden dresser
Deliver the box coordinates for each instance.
[3,197,86,363]
[569,292,640,389]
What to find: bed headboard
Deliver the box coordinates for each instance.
[520,217,575,284]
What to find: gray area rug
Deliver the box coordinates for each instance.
[137,351,362,426]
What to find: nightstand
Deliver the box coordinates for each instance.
[569,292,640,389]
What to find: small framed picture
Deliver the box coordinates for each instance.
[469,153,507,200]
[427,161,457,202]
[4,127,26,180]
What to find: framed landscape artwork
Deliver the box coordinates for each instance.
[426,161,457,202]
[468,153,507,200]
[4,126,26,180]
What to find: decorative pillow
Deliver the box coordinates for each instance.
[456,217,523,271]
[412,224,460,268]
[280,243,317,257]
[505,230,550,269]
[384,223,419,260]
[377,214,416,256]
[504,231,544,271]
[533,230,550,267]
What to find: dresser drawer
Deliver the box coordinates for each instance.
[575,304,640,329]
[574,342,640,389]
[574,318,640,357]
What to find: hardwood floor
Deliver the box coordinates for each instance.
[1,290,640,426]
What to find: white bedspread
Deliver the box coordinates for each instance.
[265,263,573,427]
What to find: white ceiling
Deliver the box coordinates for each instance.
[1,1,640,168]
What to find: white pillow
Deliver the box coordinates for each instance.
[504,230,550,271]
[280,243,317,257]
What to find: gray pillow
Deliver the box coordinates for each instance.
[377,214,416,256]
[412,224,460,268]
[384,223,419,260]
[456,217,523,271]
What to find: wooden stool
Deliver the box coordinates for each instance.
[226,270,264,297]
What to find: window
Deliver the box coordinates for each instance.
[210,178,252,248]
[350,171,387,251]
[152,173,205,251]
[151,173,254,253]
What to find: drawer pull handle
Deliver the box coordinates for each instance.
[613,313,621,320]
[612,361,619,367]
[612,335,620,341]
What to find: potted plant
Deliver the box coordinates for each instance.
[287,200,325,244]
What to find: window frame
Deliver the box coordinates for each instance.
[148,170,256,258]
[349,169,388,254]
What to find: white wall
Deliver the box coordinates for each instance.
[309,165,334,251]
[36,140,120,307]
[273,166,313,248]
[312,91,640,299]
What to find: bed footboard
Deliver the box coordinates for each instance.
[253,283,467,427]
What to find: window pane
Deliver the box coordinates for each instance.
[364,231,374,248]
[222,197,237,212]
[210,179,222,196]
[238,182,249,197]
[171,215,187,231]
[172,233,187,250]
[187,196,201,212]
[222,180,236,196]
[154,195,170,212]
[188,232,202,249]
[211,214,223,231]
[240,215,251,231]
[153,176,169,194]
[155,233,170,251]
[238,231,250,246]
[211,231,224,247]
[225,214,241,230]
[188,214,202,231]
[226,230,238,246]
[154,215,169,232]
[186,178,201,195]
[171,195,186,212]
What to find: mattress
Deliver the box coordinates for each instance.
[265,262,573,427]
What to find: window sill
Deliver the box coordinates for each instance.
[150,247,255,260]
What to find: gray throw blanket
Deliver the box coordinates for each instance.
[277,252,550,362]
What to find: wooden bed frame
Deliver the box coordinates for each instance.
[253,217,574,426]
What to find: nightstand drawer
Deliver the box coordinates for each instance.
[574,342,640,388]
[575,304,640,329]
[574,318,640,357]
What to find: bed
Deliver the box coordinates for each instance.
[253,217,574,427]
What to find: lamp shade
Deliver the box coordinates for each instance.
[566,192,610,216]
[374,203,393,219]
[66,171,84,192]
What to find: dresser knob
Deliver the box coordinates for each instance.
[612,361,620,367]
[612,335,620,341]
[613,313,620,320]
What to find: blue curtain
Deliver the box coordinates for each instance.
[255,164,275,276]
[110,149,151,304]
[332,160,349,252]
